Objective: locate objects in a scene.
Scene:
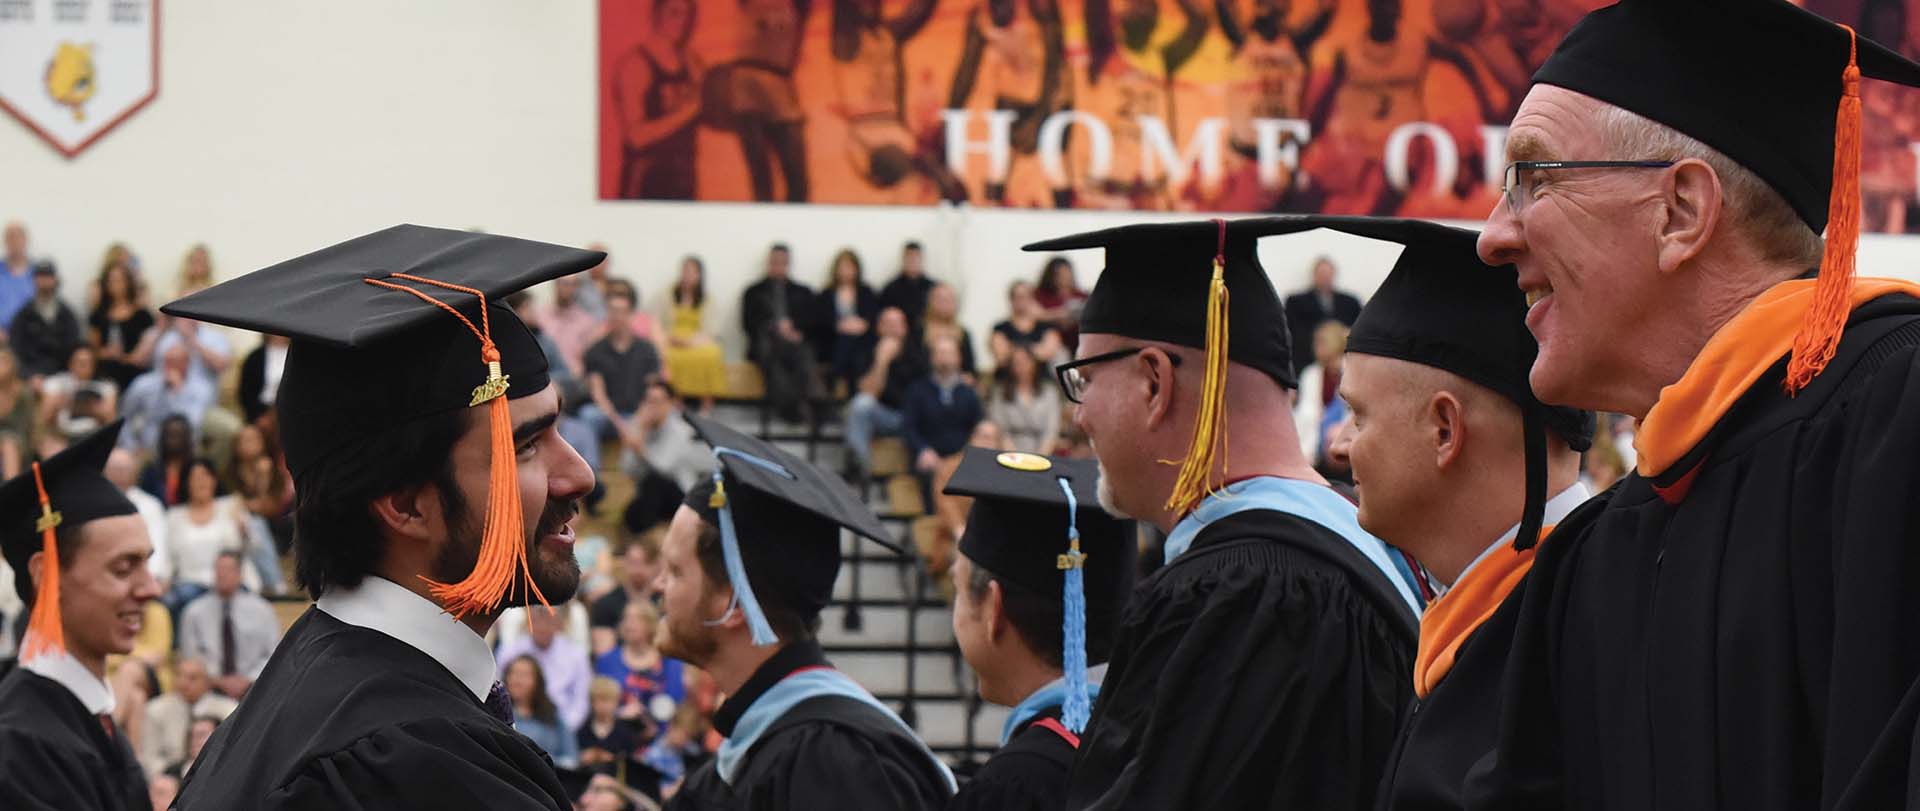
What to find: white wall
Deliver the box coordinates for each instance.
[7,0,1920,362]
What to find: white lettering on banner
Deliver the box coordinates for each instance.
[0,0,157,157]
[942,108,1016,185]
[1254,118,1313,190]
[1036,110,1114,187]
[1383,122,1461,195]
[1139,115,1225,187]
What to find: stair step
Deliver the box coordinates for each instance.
[817,605,954,647]
[832,651,970,697]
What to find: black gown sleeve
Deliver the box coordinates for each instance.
[1069,551,1412,810]
[738,722,948,811]
[261,718,569,811]
[0,728,121,811]
[948,750,1065,811]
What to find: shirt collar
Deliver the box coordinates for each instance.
[315,575,497,701]
[1438,482,1593,595]
[712,639,829,737]
[21,644,115,715]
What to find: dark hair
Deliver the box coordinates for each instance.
[828,249,864,288]
[184,458,225,499]
[159,415,196,463]
[506,655,560,723]
[902,241,923,253]
[676,255,706,308]
[692,520,821,641]
[505,291,533,311]
[1036,256,1076,296]
[11,521,86,609]
[769,243,790,256]
[291,409,471,600]
[964,558,1117,669]
[648,379,678,401]
[95,261,137,311]
[653,0,697,46]
[214,549,245,570]
[606,279,638,310]
[996,345,1041,402]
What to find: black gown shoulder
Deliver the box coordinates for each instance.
[0,662,146,811]
[667,694,951,811]
[949,707,1075,811]
[1465,294,1920,811]
[1066,509,1418,811]
[174,608,568,810]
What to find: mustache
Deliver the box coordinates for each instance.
[533,499,579,539]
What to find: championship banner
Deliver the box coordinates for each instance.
[600,0,1920,233]
[0,0,158,158]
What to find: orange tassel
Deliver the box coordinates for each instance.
[364,274,546,619]
[1162,219,1232,516]
[21,462,64,662]
[1786,25,1862,396]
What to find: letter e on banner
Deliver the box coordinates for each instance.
[0,0,159,158]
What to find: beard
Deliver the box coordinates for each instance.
[431,496,583,608]
[1093,457,1136,520]
[656,601,719,666]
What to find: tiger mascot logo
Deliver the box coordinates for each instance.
[45,42,95,122]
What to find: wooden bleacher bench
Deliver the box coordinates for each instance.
[723,361,765,402]
[886,474,925,517]
[870,437,908,478]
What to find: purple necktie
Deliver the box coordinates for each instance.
[484,681,515,726]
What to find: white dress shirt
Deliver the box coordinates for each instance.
[315,575,496,701]
[21,644,116,715]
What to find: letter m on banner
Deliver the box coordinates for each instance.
[0,0,159,158]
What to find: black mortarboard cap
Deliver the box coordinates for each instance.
[683,413,897,644]
[161,225,605,619]
[0,420,137,660]
[160,224,604,480]
[1535,0,1920,393]
[942,447,1136,733]
[1258,215,1592,550]
[1023,219,1293,389]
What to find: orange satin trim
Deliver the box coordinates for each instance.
[1412,527,1552,699]
[1634,278,1920,478]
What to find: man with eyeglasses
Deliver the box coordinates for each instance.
[1466,2,1920,809]
[1026,218,1425,810]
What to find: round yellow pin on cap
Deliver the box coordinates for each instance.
[996,452,1053,472]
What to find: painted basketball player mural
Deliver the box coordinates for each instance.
[596,0,1920,231]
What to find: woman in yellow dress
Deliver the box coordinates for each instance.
[662,255,727,412]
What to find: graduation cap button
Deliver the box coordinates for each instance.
[997,452,1053,472]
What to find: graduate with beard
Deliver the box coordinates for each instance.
[659,415,955,811]
[0,421,160,811]
[164,226,602,809]
[943,448,1135,811]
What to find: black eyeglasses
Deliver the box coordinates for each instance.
[1055,347,1182,404]
[1502,160,1676,215]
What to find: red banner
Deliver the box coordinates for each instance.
[600,0,1920,233]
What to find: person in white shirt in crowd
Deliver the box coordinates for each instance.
[105,447,170,588]
[496,602,594,733]
[39,346,118,440]
[493,598,593,654]
[620,380,707,535]
[1292,320,1352,468]
[178,551,281,700]
[139,655,238,777]
[162,459,266,614]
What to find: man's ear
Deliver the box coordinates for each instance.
[1656,158,1723,275]
[982,579,1008,646]
[1430,391,1468,471]
[369,482,438,547]
[1139,347,1179,431]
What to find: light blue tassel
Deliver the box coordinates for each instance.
[1057,477,1091,733]
[708,448,798,647]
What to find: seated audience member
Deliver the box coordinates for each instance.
[224,424,292,561]
[613,279,665,347]
[162,459,260,613]
[107,447,171,587]
[39,346,118,435]
[10,260,82,381]
[495,598,593,653]
[173,714,222,778]
[121,344,215,458]
[149,316,231,395]
[150,773,182,811]
[510,290,599,475]
[989,346,1059,455]
[178,551,280,699]
[507,655,581,769]
[173,243,216,299]
[578,677,643,777]
[739,243,818,423]
[1583,436,1629,492]
[137,415,196,506]
[590,530,664,655]
[140,656,238,777]
[879,241,936,329]
[593,601,685,730]
[90,259,159,391]
[1293,321,1351,471]
[904,334,985,481]
[661,256,726,413]
[1032,255,1088,350]
[543,271,604,382]
[235,334,290,426]
[579,773,650,811]
[622,381,704,534]
[0,347,40,456]
[642,703,714,799]
[844,307,926,475]
[498,605,594,733]
[922,283,977,379]
[0,222,34,330]
[808,248,879,394]
[989,280,1063,369]
[579,284,664,475]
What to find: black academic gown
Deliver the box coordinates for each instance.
[0,660,146,811]
[949,706,1076,811]
[1066,510,1419,810]
[173,608,570,810]
[1465,293,1920,810]
[666,640,951,811]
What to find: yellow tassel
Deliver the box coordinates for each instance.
[21,462,64,662]
[1162,256,1231,516]
[1786,25,1862,395]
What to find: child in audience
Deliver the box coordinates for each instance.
[578,677,641,777]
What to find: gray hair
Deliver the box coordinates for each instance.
[1598,105,1824,268]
